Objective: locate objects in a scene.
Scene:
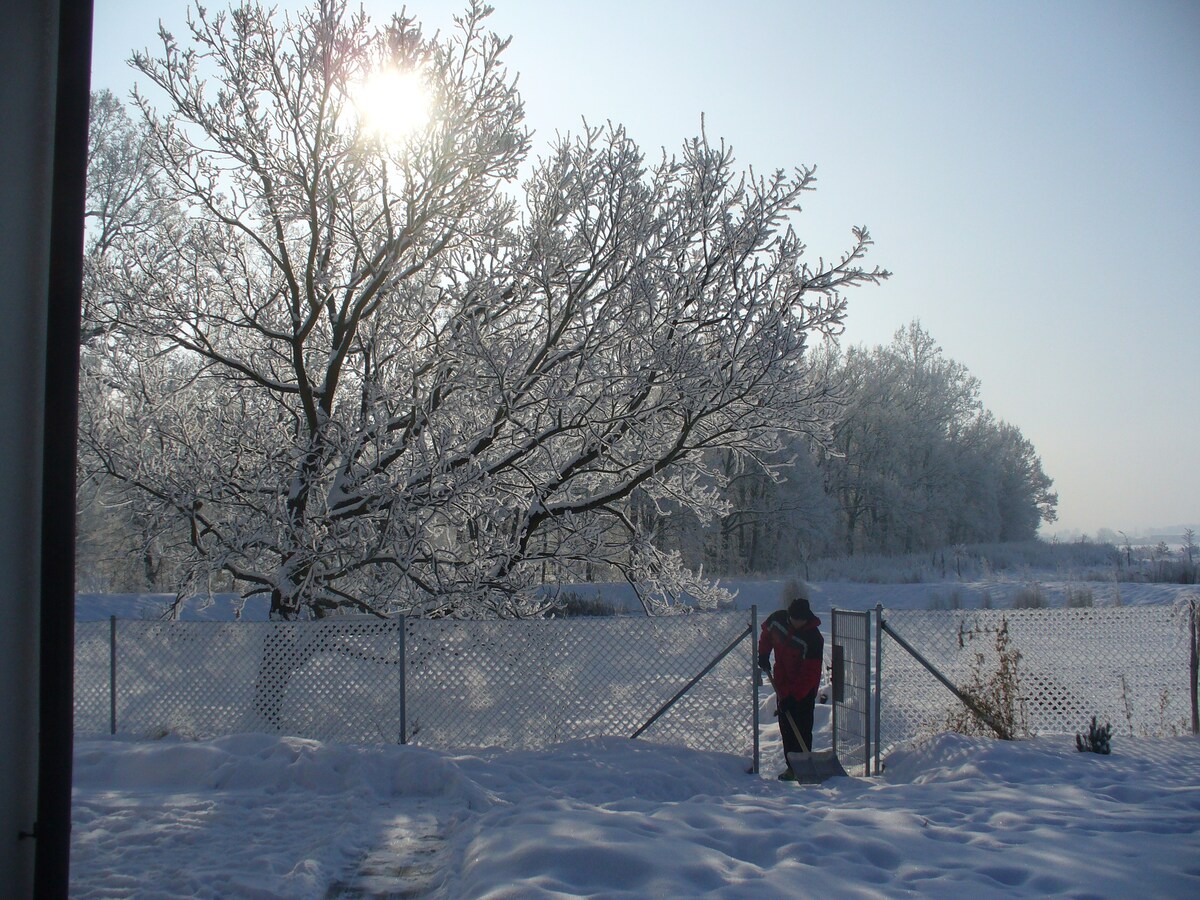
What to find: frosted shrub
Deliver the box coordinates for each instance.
[549,592,621,618]
[1011,584,1047,609]
[1065,586,1094,608]
[946,618,1028,740]
[806,540,1124,586]
[927,588,964,610]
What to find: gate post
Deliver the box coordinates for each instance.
[751,605,759,774]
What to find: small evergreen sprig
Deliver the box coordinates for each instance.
[1075,716,1112,755]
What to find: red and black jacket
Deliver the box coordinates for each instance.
[758,610,824,700]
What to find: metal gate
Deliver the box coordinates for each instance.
[830,609,872,775]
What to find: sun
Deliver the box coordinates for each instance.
[352,68,431,143]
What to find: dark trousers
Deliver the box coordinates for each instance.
[778,689,817,756]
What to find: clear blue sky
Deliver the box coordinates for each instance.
[91,0,1200,539]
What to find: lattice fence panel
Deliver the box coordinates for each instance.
[404,611,752,754]
[75,621,111,735]
[879,606,1190,756]
[113,621,266,739]
[255,620,403,743]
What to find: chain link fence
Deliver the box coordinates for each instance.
[74,618,404,742]
[877,606,1193,758]
[79,604,1188,771]
[75,610,756,759]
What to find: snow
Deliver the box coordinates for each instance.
[70,575,1199,895]
[71,703,1200,897]
[75,592,271,621]
[76,577,1191,622]
[554,577,1194,616]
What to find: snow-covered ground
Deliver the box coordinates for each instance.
[71,724,1200,897]
[575,577,1194,615]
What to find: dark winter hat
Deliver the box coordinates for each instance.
[788,597,813,620]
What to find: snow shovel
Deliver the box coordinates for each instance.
[767,673,848,784]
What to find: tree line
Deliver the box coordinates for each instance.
[636,322,1057,576]
[75,1,1051,616]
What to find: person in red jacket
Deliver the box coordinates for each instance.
[758,579,824,780]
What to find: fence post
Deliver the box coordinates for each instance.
[751,605,759,774]
[109,615,117,735]
[1191,598,1198,736]
[873,604,883,775]
[830,607,839,758]
[864,606,872,777]
[399,616,407,745]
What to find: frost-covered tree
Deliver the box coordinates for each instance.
[644,438,839,575]
[77,89,192,592]
[818,323,981,554]
[710,440,838,574]
[81,0,886,618]
[980,418,1058,541]
[815,323,1055,555]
